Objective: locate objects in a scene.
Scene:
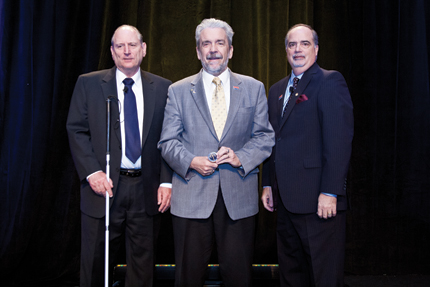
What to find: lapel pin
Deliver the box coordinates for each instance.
[295,93,299,97]
[233,86,239,90]
[278,94,283,100]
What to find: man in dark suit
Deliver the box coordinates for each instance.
[66,25,172,287]
[158,18,274,287]
[262,24,354,286]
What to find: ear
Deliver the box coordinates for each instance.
[196,46,202,60]
[142,42,147,57]
[228,45,234,59]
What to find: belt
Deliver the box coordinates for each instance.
[120,168,142,177]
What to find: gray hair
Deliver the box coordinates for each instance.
[195,18,234,47]
[285,24,319,48]
[111,25,143,46]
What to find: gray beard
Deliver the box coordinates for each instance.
[292,60,305,68]
[201,58,229,76]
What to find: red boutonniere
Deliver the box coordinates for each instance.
[296,94,308,104]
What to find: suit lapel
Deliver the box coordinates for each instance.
[101,67,121,142]
[278,63,319,131]
[141,70,155,147]
[277,77,290,119]
[221,72,242,141]
[190,70,218,139]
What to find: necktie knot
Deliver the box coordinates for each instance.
[212,77,221,86]
[292,77,299,90]
[123,78,134,87]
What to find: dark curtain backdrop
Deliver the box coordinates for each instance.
[1,0,429,285]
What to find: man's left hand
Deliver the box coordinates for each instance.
[157,186,171,213]
[216,146,241,167]
[317,193,337,219]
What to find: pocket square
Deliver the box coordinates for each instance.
[296,94,308,104]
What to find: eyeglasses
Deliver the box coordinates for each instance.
[287,41,313,49]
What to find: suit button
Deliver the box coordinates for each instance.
[119,145,122,150]
[277,137,281,141]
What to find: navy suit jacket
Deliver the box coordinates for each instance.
[262,62,353,214]
[67,67,172,218]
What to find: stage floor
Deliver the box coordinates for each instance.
[5,266,429,286]
[112,265,430,287]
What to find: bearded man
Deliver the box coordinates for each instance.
[158,18,274,287]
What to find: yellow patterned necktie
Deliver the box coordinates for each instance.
[211,77,227,140]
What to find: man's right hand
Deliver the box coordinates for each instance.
[88,171,113,198]
[190,156,218,177]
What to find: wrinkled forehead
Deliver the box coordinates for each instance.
[112,27,141,44]
[199,28,228,42]
[287,27,314,43]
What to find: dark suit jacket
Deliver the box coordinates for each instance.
[67,67,172,218]
[262,62,353,214]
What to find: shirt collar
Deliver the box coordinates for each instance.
[116,68,141,86]
[202,68,230,86]
[290,71,304,85]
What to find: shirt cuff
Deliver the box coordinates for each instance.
[160,183,172,188]
[322,192,337,198]
[87,170,102,181]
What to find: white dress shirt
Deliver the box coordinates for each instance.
[202,68,231,115]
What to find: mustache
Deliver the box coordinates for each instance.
[206,52,223,60]
[293,53,305,59]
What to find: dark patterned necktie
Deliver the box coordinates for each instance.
[282,77,299,118]
[123,78,141,163]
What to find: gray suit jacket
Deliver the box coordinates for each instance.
[158,70,275,220]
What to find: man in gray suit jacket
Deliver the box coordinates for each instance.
[158,18,275,287]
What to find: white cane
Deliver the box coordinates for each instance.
[105,97,112,287]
